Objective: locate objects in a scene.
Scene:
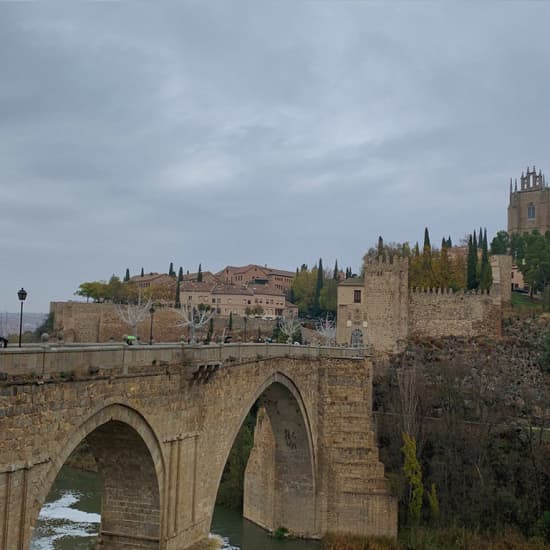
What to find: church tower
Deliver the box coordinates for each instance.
[508,165,550,234]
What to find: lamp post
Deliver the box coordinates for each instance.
[17,288,27,348]
[149,305,155,345]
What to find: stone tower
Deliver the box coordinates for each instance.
[363,256,409,352]
[508,165,550,234]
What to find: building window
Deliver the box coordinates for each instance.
[354,290,361,303]
[528,203,536,219]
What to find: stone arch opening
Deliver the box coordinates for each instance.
[215,373,316,539]
[31,405,163,550]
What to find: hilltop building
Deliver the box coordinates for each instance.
[508,165,550,234]
[217,264,295,294]
[179,281,297,318]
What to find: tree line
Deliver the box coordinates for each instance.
[492,229,550,295]
[290,259,354,318]
[365,227,492,291]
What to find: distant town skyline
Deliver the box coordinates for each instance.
[2,3,550,312]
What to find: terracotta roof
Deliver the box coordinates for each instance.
[180,281,217,292]
[212,284,253,296]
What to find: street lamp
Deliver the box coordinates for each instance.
[149,305,155,345]
[17,288,27,348]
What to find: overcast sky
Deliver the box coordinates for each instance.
[1,3,550,312]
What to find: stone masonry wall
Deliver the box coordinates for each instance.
[50,302,276,344]
[408,289,500,340]
[0,346,396,549]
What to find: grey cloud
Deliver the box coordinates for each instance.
[1,3,550,311]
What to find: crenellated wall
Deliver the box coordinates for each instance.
[408,288,500,340]
[337,255,510,351]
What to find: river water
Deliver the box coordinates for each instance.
[31,466,321,550]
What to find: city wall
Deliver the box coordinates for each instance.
[338,255,511,351]
[408,288,500,340]
[50,302,275,344]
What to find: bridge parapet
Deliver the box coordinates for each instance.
[0,343,367,383]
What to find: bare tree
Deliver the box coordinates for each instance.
[279,316,302,344]
[116,299,152,337]
[175,304,214,343]
[316,314,336,346]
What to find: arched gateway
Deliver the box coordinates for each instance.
[0,344,397,550]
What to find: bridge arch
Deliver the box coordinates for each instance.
[32,403,164,549]
[214,370,317,537]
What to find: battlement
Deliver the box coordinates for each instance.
[510,165,547,194]
[409,287,491,296]
[364,255,409,273]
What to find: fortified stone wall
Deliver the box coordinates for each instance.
[50,302,275,343]
[408,289,500,340]
[337,255,510,351]
[363,258,409,352]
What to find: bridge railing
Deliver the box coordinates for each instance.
[0,343,367,379]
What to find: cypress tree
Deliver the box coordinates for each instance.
[467,234,478,289]
[472,230,478,251]
[413,242,420,257]
[169,262,175,276]
[447,236,452,248]
[174,277,181,308]
[478,227,483,249]
[422,227,433,286]
[423,227,431,254]
[377,236,384,258]
[314,258,324,315]
[333,259,339,280]
[228,311,233,331]
[124,268,130,282]
[140,267,144,277]
[178,266,183,282]
[197,264,203,282]
[479,228,493,291]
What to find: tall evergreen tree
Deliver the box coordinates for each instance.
[197,263,203,282]
[174,277,181,308]
[333,259,339,280]
[472,230,478,251]
[228,311,233,331]
[140,267,144,277]
[178,266,183,282]
[124,268,130,282]
[478,227,483,249]
[467,234,478,290]
[377,236,384,258]
[422,227,433,286]
[447,236,452,248]
[168,262,175,276]
[413,242,420,257]
[423,227,431,254]
[479,228,493,291]
[314,258,324,315]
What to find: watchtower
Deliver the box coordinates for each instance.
[508,165,550,234]
[363,256,409,352]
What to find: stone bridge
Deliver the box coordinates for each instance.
[0,343,397,549]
